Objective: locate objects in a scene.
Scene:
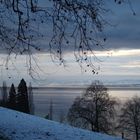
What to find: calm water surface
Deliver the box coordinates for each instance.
[33,87,140,121]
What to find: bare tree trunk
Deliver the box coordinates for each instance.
[95,92,99,132]
[121,132,124,139]
[49,99,53,120]
[91,123,94,131]
[28,83,34,115]
[135,127,139,140]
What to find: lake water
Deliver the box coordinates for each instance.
[33,87,140,121]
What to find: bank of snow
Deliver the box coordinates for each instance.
[0,107,121,140]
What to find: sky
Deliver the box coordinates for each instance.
[0,0,140,87]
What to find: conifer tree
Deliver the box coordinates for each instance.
[2,81,8,103]
[0,81,8,107]
[8,83,16,110]
[17,79,30,113]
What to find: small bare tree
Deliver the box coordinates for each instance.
[67,81,117,134]
[118,96,140,140]
[59,110,65,123]
[44,99,53,120]
[28,82,34,115]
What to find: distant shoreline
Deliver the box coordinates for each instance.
[32,85,140,91]
[0,85,140,91]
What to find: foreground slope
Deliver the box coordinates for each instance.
[0,107,121,140]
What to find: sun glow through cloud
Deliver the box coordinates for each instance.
[0,48,140,86]
[93,49,140,57]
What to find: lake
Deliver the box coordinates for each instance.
[33,86,140,121]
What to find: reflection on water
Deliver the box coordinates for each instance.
[33,88,84,121]
[33,87,140,121]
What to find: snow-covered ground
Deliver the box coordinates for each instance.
[0,107,122,140]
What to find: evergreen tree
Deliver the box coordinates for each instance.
[8,84,16,109]
[17,79,30,113]
[8,83,16,110]
[2,81,8,103]
[0,81,8,107]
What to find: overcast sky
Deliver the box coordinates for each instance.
[0,1,140,86]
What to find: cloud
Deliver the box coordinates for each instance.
[120,61,140,68]
[102,0,140,50]
[0,1,139,55]
[43,0,140,52]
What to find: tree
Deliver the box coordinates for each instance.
[28,82,34,115]
[49,99,53,120]
[67,81,117,134]
[17,79,30,113]
[0,81,8,107]
[44,99,53,120]
[8,83,17,110]
[118,96,140,140]
[0,0,134,75]
[59,110,65,123]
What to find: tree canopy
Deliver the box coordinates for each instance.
[67,81,117,134]
[17,79,30,113]
[8,83,16,110]
[118,96,140,140]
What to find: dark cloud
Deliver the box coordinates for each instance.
[1,0,140,55]
[102,0,140,50]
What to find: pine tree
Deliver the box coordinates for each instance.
[0,81,8,107]
[8,83,16,110]
[17,79,30,113]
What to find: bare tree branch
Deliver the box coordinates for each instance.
[0,0,135,76]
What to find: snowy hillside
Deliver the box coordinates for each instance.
[0,107,121,140]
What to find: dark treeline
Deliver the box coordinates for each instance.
[0,79,34,114]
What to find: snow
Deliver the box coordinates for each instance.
[0,107,122,140]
